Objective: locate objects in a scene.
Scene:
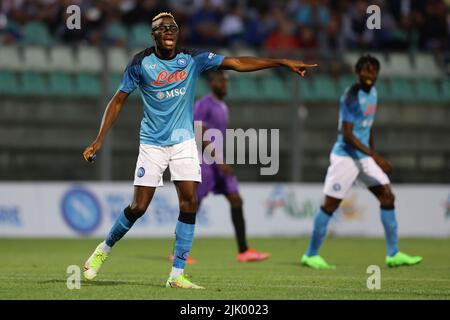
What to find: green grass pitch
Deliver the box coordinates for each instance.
[0,237,449,299]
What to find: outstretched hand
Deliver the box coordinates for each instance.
[284,60,318,77]
[83,140,102,162]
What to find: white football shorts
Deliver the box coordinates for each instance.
[323,154,390,199]
[133,138,201,187]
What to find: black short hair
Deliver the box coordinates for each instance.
[355,54,380,73]
[206,69,225,82]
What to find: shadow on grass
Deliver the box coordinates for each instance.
[38,279,162,288]
[133,255,171,263]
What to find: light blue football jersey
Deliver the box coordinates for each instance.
[331,85,378,159]
[119,47,224,146]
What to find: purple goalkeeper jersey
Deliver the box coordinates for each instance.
[194,94,239,200]
[194,94,229,137]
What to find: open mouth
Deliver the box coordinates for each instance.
[163,38,175,46]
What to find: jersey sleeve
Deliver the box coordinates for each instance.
[192,49,225,74]
[340,89,359,123]
[118,59,142,93]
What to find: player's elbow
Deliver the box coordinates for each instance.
[225,58,245,72]
[343,134,353,145]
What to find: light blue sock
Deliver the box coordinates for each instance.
[306,208,332,257]
[105,210,134,247]
[173,221,195,269]
[380,208,399,257]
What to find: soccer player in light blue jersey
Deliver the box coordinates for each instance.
[301,55,423,270]
[82,12,318,289]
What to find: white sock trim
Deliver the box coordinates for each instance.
[99,241,112,253]
[170,267,184,278]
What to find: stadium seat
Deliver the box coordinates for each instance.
[343,52,361,68]
[388,78,415,102]
[2,19,22,42]
[108,73,122,95]
[107,48,129,73]
[234,76,262,100]
[0,71,20,95]
[374,78,390,102]
[0,46,22,71]
[440,79,450,102]
[260,76,292,102]
[74,74,101,97]
[383,54,412,78]
[22,22,53,46]
[129,23,154,47]
[76,46,103,73]
[23,46,49,72]
[298,78,316,102]
[104,22,128,44]
[414,79,441,103]
[21,71,47,96]
[49,46,76,72]
[106,73,139,99]
[312,75,338,101]
[48,72,74,97]
[413,54,442,79]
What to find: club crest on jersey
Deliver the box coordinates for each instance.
[364,104,376,116]
[156,92,165,100]
[156,87,186,100]
[152,70,187,86]
[177,58,187,66]
[137,167,145,178]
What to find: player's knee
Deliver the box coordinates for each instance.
[380,191,395,208]
[229,195,243,209]
[179,196,198,212]
[321,204,338,215]
[128,202,148,219]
